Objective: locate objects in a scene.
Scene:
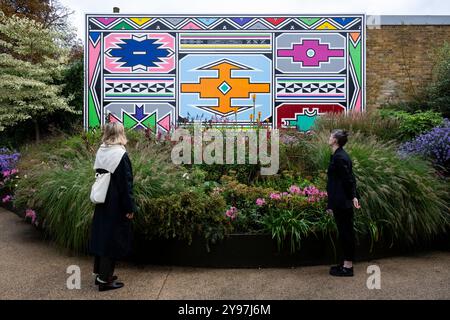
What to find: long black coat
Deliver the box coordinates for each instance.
[326,147,358,210]
[89,153,136,259]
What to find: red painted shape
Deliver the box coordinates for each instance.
[275,103,345,128]
[264,17,287,26]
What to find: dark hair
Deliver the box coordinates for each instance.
[331,129,349,147]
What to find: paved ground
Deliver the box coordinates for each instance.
[0,208,449,300]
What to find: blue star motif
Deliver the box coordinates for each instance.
[109,38,170,69]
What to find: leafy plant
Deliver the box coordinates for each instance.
[262,209,313,253]
[428,41,450,118]
[0,12,78,141]
[380,109,444,140]
[14,131,190,253]
[135,191,231,251]
[306,131,450,246]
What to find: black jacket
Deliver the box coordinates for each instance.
[326,147,358,210]
[89,153,136,259]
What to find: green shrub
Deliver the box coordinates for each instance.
[305,131,450,246]
[428,41,450,118]
[12,127,450,255]
[14,157,94,252]
[14,132,189,253]
[380,109,444,140]
[135,191,231,250]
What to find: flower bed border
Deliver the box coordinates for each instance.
[130,232,450,268]
[4,205,448,267]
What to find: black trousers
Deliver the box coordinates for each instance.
[93,256,116,282]
[333,207,355,261]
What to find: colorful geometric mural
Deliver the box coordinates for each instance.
[84,15,365,131]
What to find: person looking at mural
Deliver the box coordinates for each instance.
[326,129,360,277]
[89,122,136,291]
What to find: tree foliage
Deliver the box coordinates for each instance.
[0,11,78,140]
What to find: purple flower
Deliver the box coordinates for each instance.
[2,195,12,203]
[0,149,20,172]
[399,119,450,168]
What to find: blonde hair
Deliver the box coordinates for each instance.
[102,122,128,146]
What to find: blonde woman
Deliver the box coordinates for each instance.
[89,122,136,292]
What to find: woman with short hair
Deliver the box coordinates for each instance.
[326,129,360,277]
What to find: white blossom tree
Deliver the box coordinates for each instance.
[0,11,78,141]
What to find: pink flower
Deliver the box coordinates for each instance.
[225,206,238,220]
[10,168,18,175]
[256,198,266,206]
[25,209,37,224]
[2,170,11,178]
[289,185,302,194]
[303,186,320,196]
[270,193,282,200]
[2,195,12,203]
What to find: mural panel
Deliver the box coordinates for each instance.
[85,15,365,132]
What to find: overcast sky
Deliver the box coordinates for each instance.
[59,0,450,40]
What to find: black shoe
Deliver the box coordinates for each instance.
[98,281,124,292]
[95,275,118,285]
[330,264,343,273]
[329,266,354,277]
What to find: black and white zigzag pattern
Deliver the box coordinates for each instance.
[277,82,345,94]
[105,83,174,94]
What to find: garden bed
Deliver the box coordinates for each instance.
[131,232,450,268]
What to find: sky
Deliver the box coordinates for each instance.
[59,0,450,40]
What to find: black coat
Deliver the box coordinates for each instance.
[89,153,136,259]
[326,147,358,210]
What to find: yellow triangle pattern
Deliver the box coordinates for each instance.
[130,18,152,26]
[316,21,337,30]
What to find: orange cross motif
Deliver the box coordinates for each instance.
[181,59,270,115]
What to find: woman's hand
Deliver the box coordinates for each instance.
[125,213,134,220]
[353,198,361,209]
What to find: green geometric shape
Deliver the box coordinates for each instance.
[112,21,134,30]
[88,91,100,129]
[218,81,232,95]
[288,114,317,132]
[299,17,321,26]
[349,41,362,86]
[123,112,139,128]
[142,113,156,131]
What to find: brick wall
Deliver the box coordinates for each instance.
[366,25,450,109]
